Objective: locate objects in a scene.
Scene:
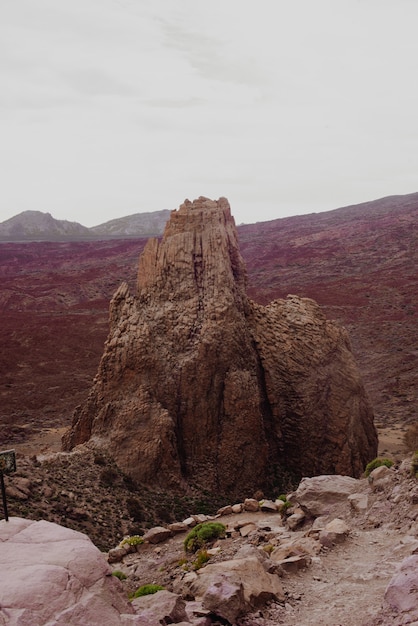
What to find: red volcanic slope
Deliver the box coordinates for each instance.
[0,194,417,447]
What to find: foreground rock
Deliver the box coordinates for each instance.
[0,517,137,625]
[63,196,377,498]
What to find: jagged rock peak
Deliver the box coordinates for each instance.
[63,197,377,498]
[137,196,248,310]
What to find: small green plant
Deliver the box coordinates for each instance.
[184,522,226,553]
[262,544,274,555]
[112,570,127,581]
[364,457,394,477]
[276,494,292,512]
[131,584,164,599]
[120,535,144,547]
[193,549,210,570]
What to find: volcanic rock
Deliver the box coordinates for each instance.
[63,197,377,498]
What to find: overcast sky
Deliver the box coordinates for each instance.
[1,0,417,227]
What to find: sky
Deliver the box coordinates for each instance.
[1,0,418,227]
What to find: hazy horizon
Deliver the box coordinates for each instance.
[1,0,418,227]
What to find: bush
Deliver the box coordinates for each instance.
[120,535,144,547]
[364,457,394,477]
[131,584,164,599]
[193,549,210,570]
[112,570,127,580]
[184,522,226,553]
[404,424,418,452]
[276,494,292,512]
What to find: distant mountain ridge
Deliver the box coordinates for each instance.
[1,192,417,241]
[0,209,171,241]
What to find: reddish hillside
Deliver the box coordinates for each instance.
[0,194,416,450]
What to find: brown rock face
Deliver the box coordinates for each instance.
[63,197,377,497]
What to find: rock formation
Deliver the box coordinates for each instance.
[63,197,377,497]
[0,517,136,625]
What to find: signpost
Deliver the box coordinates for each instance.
[0,449,16,522]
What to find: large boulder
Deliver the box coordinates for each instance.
[0,517,137,626]
[187,556,285,623]
[292,474,362,517]
[63,196,377,498]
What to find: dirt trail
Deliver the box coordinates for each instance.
[274,526,405,626]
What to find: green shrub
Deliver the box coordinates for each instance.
[120,535,144,547]
[276,494,292,512]
[112,570,127,580]
[184,522,226,553]
[131,584,164,599]
[364,457,394,477]
[193,549,210,570]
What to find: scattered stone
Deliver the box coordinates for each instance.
[319,518,350,547]
[276,554,312,573]
[260,499,278,512]
[244,498,260,512]
[287,511,306,530]
[131,590,189,625]
[348,492,369,513]
[142,526,172,544]
[239,523,257,537]
[168,521,188,533]
[232,503,243,514]
[193,514,210,524]
[217,505,233,516]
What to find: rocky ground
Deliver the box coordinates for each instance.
[4,441,418,624]
[1,197,417,623]
[97,459,418,624]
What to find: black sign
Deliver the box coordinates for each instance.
[0,449,16,475]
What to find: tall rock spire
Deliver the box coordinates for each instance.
[63,197,377,497]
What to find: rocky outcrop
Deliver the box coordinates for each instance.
[0,517,137,626]
[63,197,377,497]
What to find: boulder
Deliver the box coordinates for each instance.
[188,556,285,623]
[243,498,260,512]
[319,518,350,547]
[260,499,278,512]
[142,526,172,544]
[239,522,257,537]
[383,555,418,621]
[217,505,233,516]
[348,492,369,513]
[287,511,306,530]
[0,517,138,626]
[293,475,360,517]
[368,465,396,492]
[131,590,188,625]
